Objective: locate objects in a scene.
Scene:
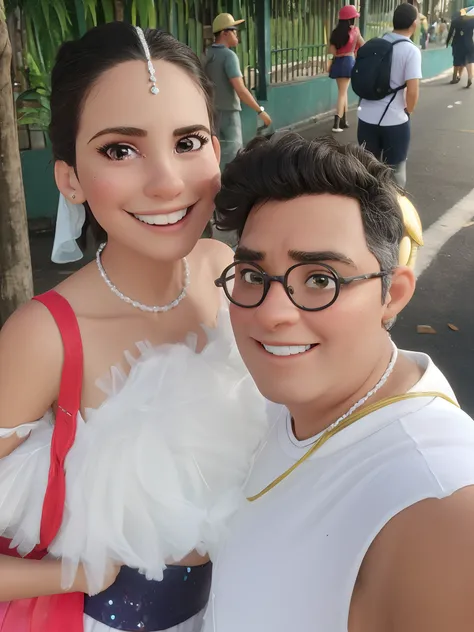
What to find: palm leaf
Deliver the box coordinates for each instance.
[135,0,153,27]
[101,0,114,23]
[84,0,98,26]
[130,0,137,24]
[148,2,157,29]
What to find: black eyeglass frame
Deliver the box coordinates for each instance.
[214,261,391,312]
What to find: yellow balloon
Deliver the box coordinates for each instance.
[397,195,423,269]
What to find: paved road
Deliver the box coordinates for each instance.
[30,69,474,414]
[299,71,474,415]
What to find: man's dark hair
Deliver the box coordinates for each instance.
[214,133,404,301]
[393,3,418,30]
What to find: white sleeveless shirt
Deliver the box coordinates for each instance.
[203,351,474,632]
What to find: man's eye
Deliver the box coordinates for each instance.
[97,144,138,161]
[305,275,336,290]
[175,134,210,154]
[241,270,264,285]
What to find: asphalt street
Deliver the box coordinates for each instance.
[30,69,474,414]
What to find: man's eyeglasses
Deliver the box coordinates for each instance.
[214,261,391,311]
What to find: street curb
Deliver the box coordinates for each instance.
[277,105,357,135]
[420,68,451,83]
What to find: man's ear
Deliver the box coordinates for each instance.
[382,266,416,328]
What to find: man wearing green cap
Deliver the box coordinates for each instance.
[204,13,272,167]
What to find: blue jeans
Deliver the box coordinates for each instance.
[357,119,411,189]
[216,110,243,169]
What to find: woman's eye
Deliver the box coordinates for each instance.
[98,144,138,161]
[305,275,336,290]
[175,134,209,154]
[241,270,264,285]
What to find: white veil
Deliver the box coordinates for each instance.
[51,194,86,264]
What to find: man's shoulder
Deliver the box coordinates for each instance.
[358,487,474,629]
[211,45,238,58]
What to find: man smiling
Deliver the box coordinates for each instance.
[204,134,474,632]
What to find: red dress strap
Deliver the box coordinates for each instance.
[33,290,83,549]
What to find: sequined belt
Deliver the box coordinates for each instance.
[83,563,212,631]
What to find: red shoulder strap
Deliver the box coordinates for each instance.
[33,290,83,549]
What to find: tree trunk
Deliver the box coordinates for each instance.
[0,0,33,328]
[114,0,125,21]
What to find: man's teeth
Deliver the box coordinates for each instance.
[262,344,313,357]
[133,208,188,225]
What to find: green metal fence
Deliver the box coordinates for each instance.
[268,0,401,84]
[270,0,336,83]
[366,0,397,39]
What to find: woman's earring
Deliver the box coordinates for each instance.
[71,192,76,200]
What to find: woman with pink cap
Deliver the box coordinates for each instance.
[328,5,364,132]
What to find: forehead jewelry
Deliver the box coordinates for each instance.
[135,26,159,95]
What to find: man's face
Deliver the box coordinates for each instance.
[229,194,396,408]
[224,28,239,47]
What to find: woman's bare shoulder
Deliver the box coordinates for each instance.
[0,299,64,428]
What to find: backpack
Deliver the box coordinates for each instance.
[351,36,414,124]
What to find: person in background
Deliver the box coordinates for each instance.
[438,18,448,46]
[204,13,272,167]
[446,10,474,87]
[328,5,364,133]
[357,3,421,190]
[419,14,428,49]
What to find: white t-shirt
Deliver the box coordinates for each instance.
[358,33,422,126]
[203,351,474,632]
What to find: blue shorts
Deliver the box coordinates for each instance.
[357,119,411,166]
[329,56,355,79]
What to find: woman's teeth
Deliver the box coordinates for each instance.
[133,208,188,225]
[262,344,313,357]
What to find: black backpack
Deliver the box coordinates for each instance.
[351,36,413,123]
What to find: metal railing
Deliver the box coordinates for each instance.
[271,43,328,83]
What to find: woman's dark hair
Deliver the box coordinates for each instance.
[215,133,404,301]
[330,19,355,49]
[49,21,215,246]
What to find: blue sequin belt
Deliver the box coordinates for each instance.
[84,563,212,631]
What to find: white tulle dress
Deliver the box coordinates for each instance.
[0,305,267,632]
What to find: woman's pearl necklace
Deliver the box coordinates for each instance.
[95,242,190,313]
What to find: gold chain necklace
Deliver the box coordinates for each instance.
[247,391,459,503]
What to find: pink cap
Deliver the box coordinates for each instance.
[339,5,360,20]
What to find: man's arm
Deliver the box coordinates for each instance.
[405,79,419,114]
[229,76,261,113]
[363,487,474,631]
[404,48,422,115]
[229,76,272,127]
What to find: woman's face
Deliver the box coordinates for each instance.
[56,59,221,261]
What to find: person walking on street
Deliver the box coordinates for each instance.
[356,3,421,190]
[446,10,474,87]
[328,5,364,133]
[204,13,272,167]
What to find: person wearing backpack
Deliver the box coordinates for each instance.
[328,5,365,133]
[354,3,422,190]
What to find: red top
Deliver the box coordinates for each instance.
[336,26,360,55]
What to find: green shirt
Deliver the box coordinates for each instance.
[204,44,242,112]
